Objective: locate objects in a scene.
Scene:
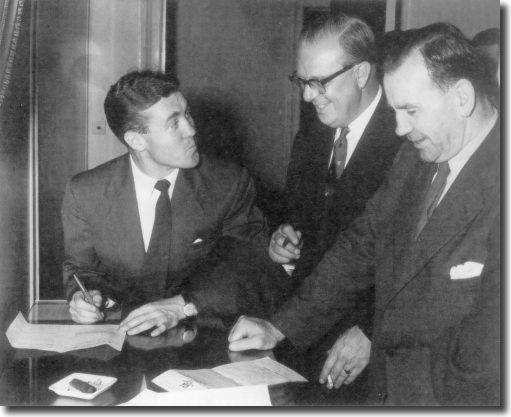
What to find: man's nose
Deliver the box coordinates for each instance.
[395,112,412,137]
[302,84,320,102]
[183,118,196,138]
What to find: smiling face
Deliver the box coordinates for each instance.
[384,51,467,163]
[135,92,199,175]
[296,34,362,128]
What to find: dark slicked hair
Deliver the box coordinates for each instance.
[383,23,497,105]
[300,12,377,64]
[104,70,180,145]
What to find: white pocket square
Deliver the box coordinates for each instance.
[449,261,484,280]
[192,238,203,244]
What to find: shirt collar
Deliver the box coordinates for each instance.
[130,155,179,201]
[447,110,498,175]
[346,86,382,141]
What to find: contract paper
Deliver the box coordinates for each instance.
[6,312,125,352]
[152,356,307,392]
[118,385,271,406]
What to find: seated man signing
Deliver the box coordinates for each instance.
[62,70,267,336]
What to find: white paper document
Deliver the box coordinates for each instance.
[6,312,125,352]
[118,385,272,406]
[152,356,307,392]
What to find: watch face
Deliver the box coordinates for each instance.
[183,303,197,317]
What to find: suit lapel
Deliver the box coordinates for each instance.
[103,154,146,273]
[169,168,206,272]
[382,121,499,307]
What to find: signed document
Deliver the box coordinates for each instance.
[152,356,307,392]
[6,312,126,352]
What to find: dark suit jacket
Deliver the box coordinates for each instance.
[62,153,268,316]
[282,96,403,282]
[279,96,402,338]
[273,120,500,405]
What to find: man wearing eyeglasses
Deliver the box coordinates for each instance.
[267,13,402,391]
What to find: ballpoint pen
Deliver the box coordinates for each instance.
[73,273,103,321]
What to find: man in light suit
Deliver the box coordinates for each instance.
[63,70,268,336]
[229,23,500,405]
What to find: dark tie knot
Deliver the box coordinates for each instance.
[154,179,171,193]
[437,161,450,178]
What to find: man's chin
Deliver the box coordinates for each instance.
[316,111,338,128]
[187,152,200,168]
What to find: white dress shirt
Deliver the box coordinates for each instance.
[130,156,179,251]
[329,86,383,168]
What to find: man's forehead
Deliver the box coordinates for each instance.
[298,35,346,70]
[384,52,432,91]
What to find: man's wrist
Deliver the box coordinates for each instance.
[181,292,198,319]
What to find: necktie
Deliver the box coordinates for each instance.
[139,179,172,302]
[415,161,450,239]
[146,179,172,259]
[330,127,350,179]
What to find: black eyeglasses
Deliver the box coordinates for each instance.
[289,63,357,94]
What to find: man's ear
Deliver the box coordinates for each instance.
[453,78,476,117]
[124,131,145,151]
[354,61,371,89]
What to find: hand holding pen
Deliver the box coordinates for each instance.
[69,274,104,324]
[268,223,303,265]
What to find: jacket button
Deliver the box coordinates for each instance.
[377,391,387,401]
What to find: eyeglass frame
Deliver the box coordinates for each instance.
[288,62,359,94]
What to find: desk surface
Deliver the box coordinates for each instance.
[0,302,368,406]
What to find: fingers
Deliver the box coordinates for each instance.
[227,316,280,352]
[227,315,249,343]
[90,291,103,308]
[268,224,302,264]
[319,327,372,389]
[319,348,350,388]
[119,305,178,336]
[69,291,104,324]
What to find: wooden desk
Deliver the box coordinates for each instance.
[0,302,368,406]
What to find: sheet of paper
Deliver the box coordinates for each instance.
[213,356,307,386]
[118,385,271,406]
[153,369,238,392]
[6,312,125,352]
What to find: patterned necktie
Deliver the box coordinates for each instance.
[415,161,450,240]
[330,127,350,179]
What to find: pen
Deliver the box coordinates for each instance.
[282,236,302,250]
[327,374,333,389]
[73,274,103,321]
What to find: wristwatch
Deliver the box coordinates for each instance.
[182,292,198,318]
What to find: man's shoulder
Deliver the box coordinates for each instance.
[181,154,249,189]
[70,153,129,189]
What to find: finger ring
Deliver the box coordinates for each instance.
[344,368,352,375]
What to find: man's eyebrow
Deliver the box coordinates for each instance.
[393,104,417,110]
[165,111,180,124]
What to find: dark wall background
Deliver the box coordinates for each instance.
[0,1,31,374]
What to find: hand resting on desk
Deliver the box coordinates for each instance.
[269,224,302,265]
[69,290,104,324]
[119,296,186,337]
[228,315,285,351]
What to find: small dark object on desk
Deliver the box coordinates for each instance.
[70,378,97,393]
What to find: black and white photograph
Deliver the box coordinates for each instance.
[0,0,501,407]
